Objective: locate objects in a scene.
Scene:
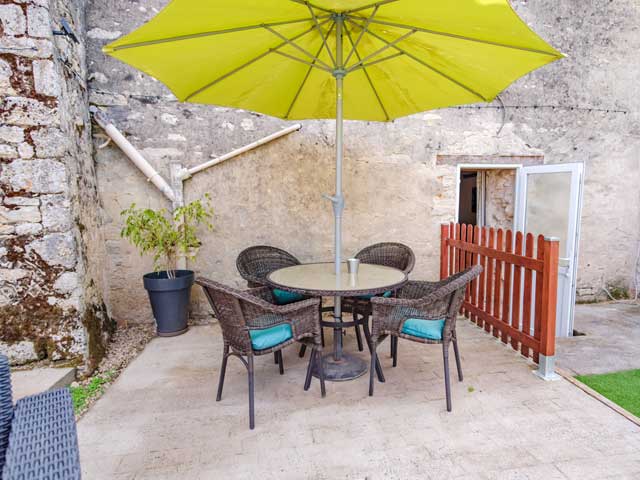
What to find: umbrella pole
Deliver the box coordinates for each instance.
[332,15,345,361]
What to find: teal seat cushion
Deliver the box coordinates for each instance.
[357,291,392,300]
[249,323,293,350]
[401,318,445,341]
[272,288,305,305]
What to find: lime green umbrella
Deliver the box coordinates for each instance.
[104,0,561,279]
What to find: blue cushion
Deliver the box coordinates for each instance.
[401,318,446,341]
[249,324,293,350]
[357,291,393,300]
[272,288,305,305]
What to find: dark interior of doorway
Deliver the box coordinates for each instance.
[458,171,478,226]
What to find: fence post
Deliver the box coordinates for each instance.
[440,223,450,280]
[535,236,560,381]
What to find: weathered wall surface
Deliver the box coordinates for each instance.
[485,169,516,231]
[85,0,640,323]
[0,0,113,368]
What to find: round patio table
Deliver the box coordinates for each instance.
[267,262,407,381]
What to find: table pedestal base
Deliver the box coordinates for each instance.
[313,352,367,382]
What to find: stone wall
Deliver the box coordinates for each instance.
[85,0,640,323]
[0,0,113,369]
[484,169,516,231]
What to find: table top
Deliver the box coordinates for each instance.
[267,262,408,297]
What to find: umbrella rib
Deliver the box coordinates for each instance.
[263,25,332,70]
[272,50,333,73]
[346,17,488,102]
[346,29,415,73]
[106,17,325,51]
[285,22,336,119]
[349,51,404,71]
[344,5,379,67]
[349,16,561,57]
[289,0,334,14]
[344,0,400,15]
[343,21,390,121]
[306,3,336,68]
[184,21,329,101]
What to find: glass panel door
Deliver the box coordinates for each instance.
[515,163,584,337]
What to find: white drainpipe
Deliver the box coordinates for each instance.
[180,123,302,180]
[90,106,176,203]
[91,106,301,269]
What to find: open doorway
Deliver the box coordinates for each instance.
[457,167,517,230]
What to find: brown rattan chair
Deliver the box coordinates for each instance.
[236,245,321,359]
[197,277,326,429]
[343,242,415,364]
[368,265,482,412]
[236,245,301,288]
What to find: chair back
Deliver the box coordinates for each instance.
[421,265,482,340]
[355,242,415,274]
[197,279,253,353]
[236,246,301,288]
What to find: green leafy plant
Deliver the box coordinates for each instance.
[120,195,213,278]
[69,371,115,413]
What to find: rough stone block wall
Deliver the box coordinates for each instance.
[0,0,113,369]
[484,169,516,231]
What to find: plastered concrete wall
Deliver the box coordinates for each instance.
[86,0,640,323]
[0,0,113,368]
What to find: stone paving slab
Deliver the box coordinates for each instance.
[10,366,76,401]
[78,321,640,479]
[556,302,640,375]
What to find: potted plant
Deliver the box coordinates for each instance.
[120,195,213,336]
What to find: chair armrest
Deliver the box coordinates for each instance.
[397,280,441,299]
[3,388,81,480]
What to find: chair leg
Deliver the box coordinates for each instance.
[320,326,325,347]
[248,355,255,429]
[443,343,452,412]
[274,352,278,364]
[392,336,398,367]
[216,344,229,402]
[354,325,364,352]
[277,350,284,375]
[369,342,378,396]
[298,345,307,358]
[353,311,364,352]
[315,348,326,398]
[362,320,385,383]
[452,337,463,382]
[304,346,314,391]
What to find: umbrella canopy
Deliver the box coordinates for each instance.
[104,0,562,278]
[104,0,562,122]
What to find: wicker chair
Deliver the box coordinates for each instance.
[197,277,326,429]
[236,245,323,359]
[236,245,301,288]
[343,242,415,362]
[368,265,482,412]
[0,355,81,479]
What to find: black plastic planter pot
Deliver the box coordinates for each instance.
[143,270,194,337]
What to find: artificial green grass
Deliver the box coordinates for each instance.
[576,369,640,418]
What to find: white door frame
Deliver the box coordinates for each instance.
[514,162,585,337]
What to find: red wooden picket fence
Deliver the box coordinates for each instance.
[440,223,559,363]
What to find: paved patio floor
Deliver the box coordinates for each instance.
[556,302,640,375]
[78,320,640,479]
